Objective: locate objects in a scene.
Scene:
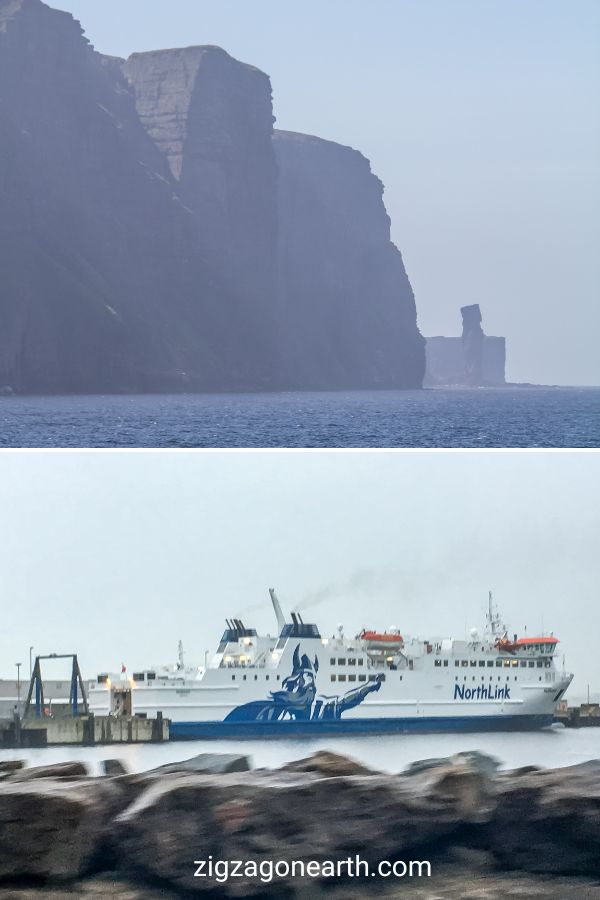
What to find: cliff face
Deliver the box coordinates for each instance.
[0,0,425,394]
[0,0,227,393]
[273,131,425,389]
[123,48,279,370]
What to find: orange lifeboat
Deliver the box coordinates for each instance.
[359,629,404,650]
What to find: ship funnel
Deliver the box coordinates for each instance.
[269,588,286,632]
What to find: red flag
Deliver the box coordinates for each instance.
[121,663,126,673]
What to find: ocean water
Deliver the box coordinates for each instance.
[0,387,599,448]
[0,726,597,775]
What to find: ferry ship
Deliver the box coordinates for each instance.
[88,591,573,737]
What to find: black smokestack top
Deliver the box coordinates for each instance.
[461,304,484,386]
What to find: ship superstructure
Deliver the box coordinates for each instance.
[88,591,573,737]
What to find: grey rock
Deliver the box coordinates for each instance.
[142,752,251,776]
[279,750,378,778]
[111,767,491,894]
[9,761,88,781]
[274,130,425,389]
[488,765,600,876]
[0,760,24,774]
[100,759,129,777]
[0,778,124,881]
[450,750,501,778]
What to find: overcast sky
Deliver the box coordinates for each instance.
[51,0,600,386]
[1,451,598,700]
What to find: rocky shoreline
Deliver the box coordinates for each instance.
[0,751,599,898]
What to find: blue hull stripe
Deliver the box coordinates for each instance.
[169,714,554,740]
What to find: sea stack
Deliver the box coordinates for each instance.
[424,305,506,387]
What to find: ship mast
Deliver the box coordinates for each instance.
[486,590,502,637]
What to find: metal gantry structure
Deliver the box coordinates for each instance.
[23,654,89,718]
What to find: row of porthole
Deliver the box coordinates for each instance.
[231,674,281,681]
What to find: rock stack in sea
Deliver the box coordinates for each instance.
[0,0,425,394]
[0,750,599,897]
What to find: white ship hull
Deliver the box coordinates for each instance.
[88,595,573,738]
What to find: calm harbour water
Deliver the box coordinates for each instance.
[0,726,597,775]
[1,387,599,448]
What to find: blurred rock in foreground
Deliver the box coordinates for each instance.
[0,751,599,897]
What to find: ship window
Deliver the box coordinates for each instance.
[544,660,551,668]
[461,660,468,667]
[254,675,258,680]
[331,675,336,682]
[503,660,511,667]
[434,660,442,667]
[520,661,527,667]
[399,675,403,680]
[478,661,485,667]
[348,658,356,666]
[338,658,346,666]
[97,674,109,684]
[443,660,448,667]
[487,661,493,667]
[243,675,246,681]
[537,661,543,668]
[330,658,335,666]
[359,675,366,682]
[470,661,477,667]
[455,661,460,667]
[511,660,518,667]
[146,672,156,681]
[496,661,502,667]
[232,675,235,680]
[472,676,476,682]
[132,673,145,682]
[338,674,346,682]
[358,659,364,666]
[349,674,356,682]
[277,675,280,680]
[514,676,517,681]
[266,675,269,681]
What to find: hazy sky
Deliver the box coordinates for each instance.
[1,451,598,701]
[51,0,600,386]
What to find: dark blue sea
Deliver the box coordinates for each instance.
[0,387,598,448]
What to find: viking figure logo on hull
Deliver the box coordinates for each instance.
[224,644,382,722]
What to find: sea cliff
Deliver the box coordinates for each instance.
[0,0,425,394]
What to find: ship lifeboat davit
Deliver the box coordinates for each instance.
[359,629,404,650]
